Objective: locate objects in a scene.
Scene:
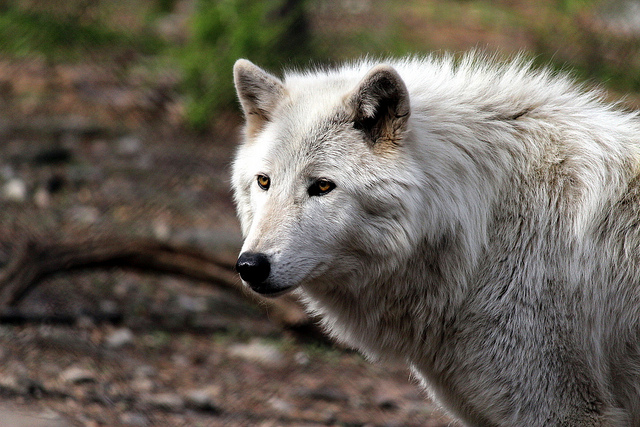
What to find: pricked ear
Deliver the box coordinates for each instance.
[233,59,285,136]
[349,64,410,147]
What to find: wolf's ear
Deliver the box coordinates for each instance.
[234,59,285,135]
[349,65,410,147]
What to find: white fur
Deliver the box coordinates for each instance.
[232,53,640,426]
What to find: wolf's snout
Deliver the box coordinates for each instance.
[236,252,271,285]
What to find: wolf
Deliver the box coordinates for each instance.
[231,53,640,426]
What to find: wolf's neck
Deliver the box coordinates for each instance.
[300,236,471,362]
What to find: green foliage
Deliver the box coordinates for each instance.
[0,5,163,61]
[177,0,312,131]
[0,7,117,59]
[525,1,640,93]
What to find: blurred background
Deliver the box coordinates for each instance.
[0,1,639,426]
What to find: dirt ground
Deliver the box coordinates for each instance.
[0,59,457,426]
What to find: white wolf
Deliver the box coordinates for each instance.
[231,54,640,426]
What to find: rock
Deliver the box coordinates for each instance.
[131,377,154,393]
[119,412,148,426]
[0,362,29,394]
[142,393,185,412]
[170,354,189,367]
[69,205,100,224]
[105,328,134,349]
[184,386,221,412]
[59,367,96,385]
[3,178,27,202]
[268,397,294,413]
[321,409,338,425]
[33,187,50,208]
[294,351,310,366]
[0,373,20,393]
[117,135,142,156]
[134,365,156,379]
[0,405,70,427]
[228,339,285,367]
[99,300,119,316]
[152,219,171,241]
[177,295,207,313]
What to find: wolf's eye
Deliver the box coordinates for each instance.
[308,178,335,196]
[257,174,270,190]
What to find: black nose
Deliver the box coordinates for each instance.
[235,252,271,285]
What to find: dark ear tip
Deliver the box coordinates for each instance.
[350,63,410,145]
[364,65,404,86]
[370,64,399,77]
[355,64,409,99]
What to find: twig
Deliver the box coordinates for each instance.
[0,235,308,326]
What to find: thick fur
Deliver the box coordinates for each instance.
[231,54,640,426]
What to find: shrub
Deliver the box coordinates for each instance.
[178,0,311,131]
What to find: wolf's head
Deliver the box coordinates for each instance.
[232,59,424,297]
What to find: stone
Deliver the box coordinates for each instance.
[294,351,310,366]
[134,365,156,379]
[105,328,134,349]
[177,295,207,313]
[119,412,148,426]
[142,393,185,412]
[69,205,100,224]
[228,339,285,367]
[131,377,154,393]
[59,367,96,385]
[152,219,171,241]
[184,386,221,412]
[268,397,294,413]
[0,405,70,427]
[99,300,119,315]
[0,373,20,393]
[33,187,50,208]
[117,135,142,156]
[3,178,27,202]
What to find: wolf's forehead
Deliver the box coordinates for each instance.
[268,114,351,167]
[251,81,357,174]
[283,87,347,127]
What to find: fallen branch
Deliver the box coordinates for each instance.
[0,236,308,326]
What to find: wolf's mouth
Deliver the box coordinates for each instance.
[247,281,296,298]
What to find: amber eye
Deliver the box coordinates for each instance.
[308,178,335,196]
[317,180,332,192]
[257,174,270,190]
